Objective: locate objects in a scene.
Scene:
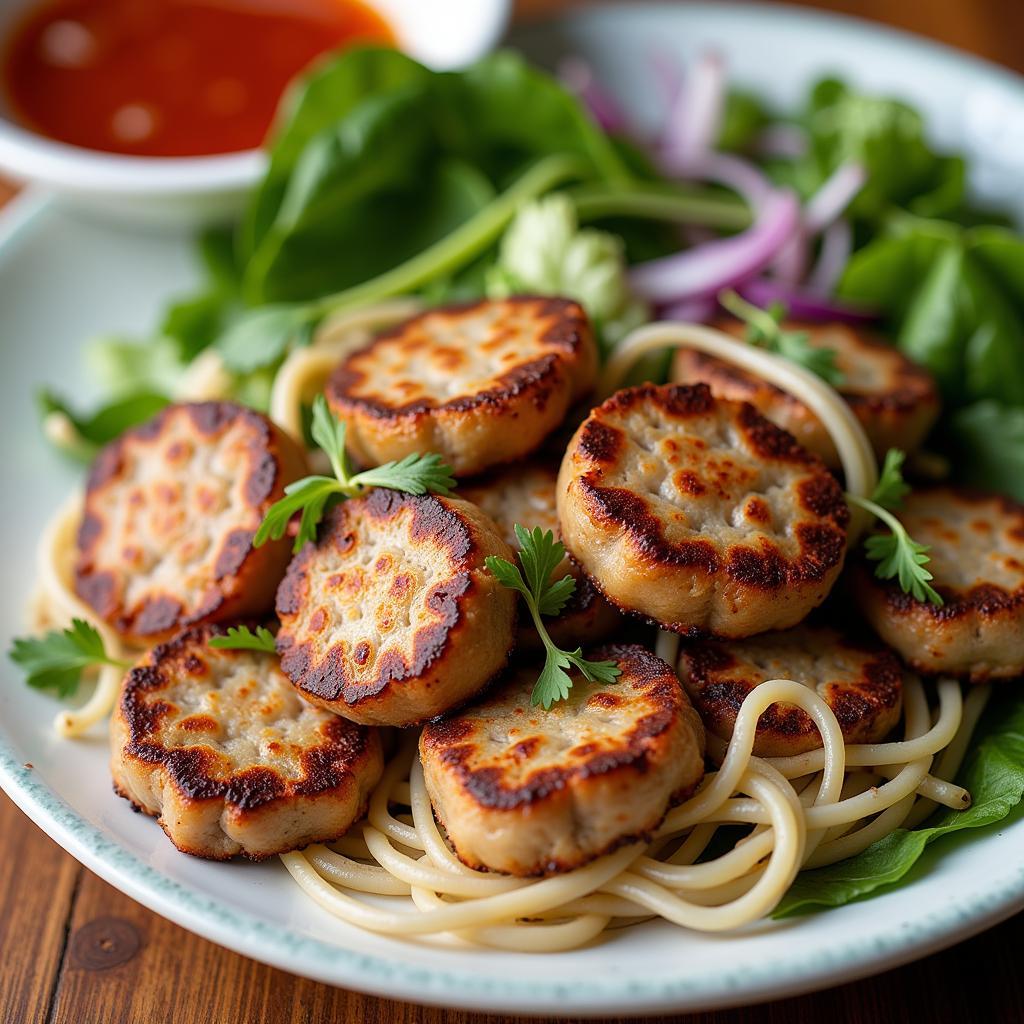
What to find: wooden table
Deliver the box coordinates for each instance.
[3,2,1023,1021]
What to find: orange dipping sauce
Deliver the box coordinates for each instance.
[1,0,394,157]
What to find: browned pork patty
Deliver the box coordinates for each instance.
[674,319,940,468]
[75,401,308,646]
[420,644,705,876]
[275,489,517,726]
[326,297,598,476]
[110,625,383,860]
[557,383,849,639]
[678,625,904,756]
[854,487,1024,681]
[460,460,622,650]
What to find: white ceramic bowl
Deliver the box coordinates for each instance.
[0,0,511,226]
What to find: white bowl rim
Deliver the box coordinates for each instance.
[0,0,512,196]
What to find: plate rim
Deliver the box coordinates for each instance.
[4,2,1024,1013]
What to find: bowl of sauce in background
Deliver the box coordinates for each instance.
[0,0,511,224]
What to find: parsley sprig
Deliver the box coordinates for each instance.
[208,625,277,654]
[255,395,456,553]
[847,449,943,607]
[8,619,130,697]
[485,526,621,709]
[719,290,845,386]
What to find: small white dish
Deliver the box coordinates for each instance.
[0,0,511,226]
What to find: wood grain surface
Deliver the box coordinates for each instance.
[2,2,1023,1022]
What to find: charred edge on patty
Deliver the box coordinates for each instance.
[276,490,487,709]
[326,297,592,421]
[118,624,377,816]
[421,644,684,811]
[75,403,293,635]
[569,388,848,591]
[683,639,903,741]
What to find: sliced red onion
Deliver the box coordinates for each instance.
[806,219,853,296]
[697,151,775,205]
[558,56,631,135]
[629,187,800,302]
[770,233,810,286]
[659,51,726,172]
[660,296,717,322]
[768,162,864,286]
[804,163,866,233]
[738,278,878,324]
[753,124,808,159]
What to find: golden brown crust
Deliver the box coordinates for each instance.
[673,319,941,468]
[557,383,849,639]
[678,625,904,756]
[419,644,705,876]
[326,297,598,476]
[854,487,1024,681]
[110,624,383,860]
[75,401,308,646]
[459,460,622,649]
[275,489,517,726]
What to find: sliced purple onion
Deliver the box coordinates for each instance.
[659,296,717,322]
[769,233,810,286]
[804,163,866,233]
[558,56,631,135]
[768,163,864,286]
[659,50,726,173]
[806,219,853,296]
[630,187,800,303]
[738,278,879,325]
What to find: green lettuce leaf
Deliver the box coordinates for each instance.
[839,220,1024,408]
[946,401,1024,500]
[774,689,1024,917]
[239,48,629,305]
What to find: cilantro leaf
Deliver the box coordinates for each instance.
[485,527,621,710]
[863,530,942,605]
[533,647,575,710]
[513,524,568,604]
[253,476,341,550]
[254,396,456,552]
[847,492,944,606]
[719,289,845,386]
[350,452,456,496]
[870,448,912,510]
[208,626,278,654]
[8,619,129,698]
[772,331,845,386]
[310,391,350,482]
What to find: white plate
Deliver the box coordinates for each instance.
[2,3,1024,1016]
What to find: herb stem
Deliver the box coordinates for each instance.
[845,493,902,534]
[570,183,750,231]
[718,288,776,340]
[309,153,587,322]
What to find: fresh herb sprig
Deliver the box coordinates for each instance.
[486,526,620,709]
[208,625,277,654]
[719,289,845,386]
[8,619,130,697]
[255,395,456,553]
[847,448,943,606]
